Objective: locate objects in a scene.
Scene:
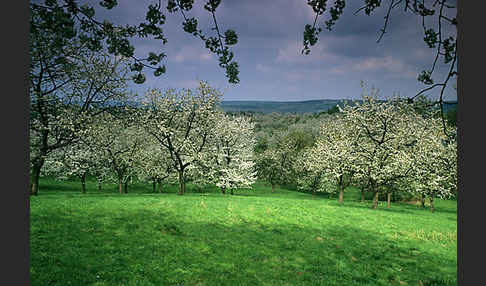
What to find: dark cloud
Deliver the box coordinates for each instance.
[63,0,456,101]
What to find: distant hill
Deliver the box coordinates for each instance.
[442,101,458,113]
[220,99,458,114]
[220,99,347,114]
[105,98,456,115]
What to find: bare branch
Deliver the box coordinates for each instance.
[377,0,395,43]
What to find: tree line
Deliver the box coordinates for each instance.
[253,85,456,212]
[32,75,456,212]
[36,81,256,196]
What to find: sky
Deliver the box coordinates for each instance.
[92,0,457,102]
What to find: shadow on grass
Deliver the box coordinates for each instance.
[40,182,82,193]
[428,206,457,215]
[31,206,456,286]
[232,190,431,215]
[325,201,422,215]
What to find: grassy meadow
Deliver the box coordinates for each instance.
[30,178,457,286]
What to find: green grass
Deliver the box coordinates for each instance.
[30,178,457,286]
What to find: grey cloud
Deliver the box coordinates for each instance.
[73,0,456,101]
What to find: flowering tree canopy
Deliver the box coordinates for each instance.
[201,114,257,194]
[139,81,222,195]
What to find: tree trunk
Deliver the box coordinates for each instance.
[81,173,86,194]
[372,191,379,209]
[386,192,391,208]
[420,194,425,208]
[30,163,42,196]
[338,175,344,203]
[230,189,234,195]
[361,189,365,202]
[30,156,45,196]
[221,186,226,194]
[157,179,162,193]
[271,184,275,193]
[119,178,123,194]
[152,178,156,193]
[338,188,344,204]
[178,170,185,195]
[124,181,128,194]
[430,195,435,213]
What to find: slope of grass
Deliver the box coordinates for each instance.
[30,179,457,286]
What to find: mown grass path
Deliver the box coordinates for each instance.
[30,180,457,286]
